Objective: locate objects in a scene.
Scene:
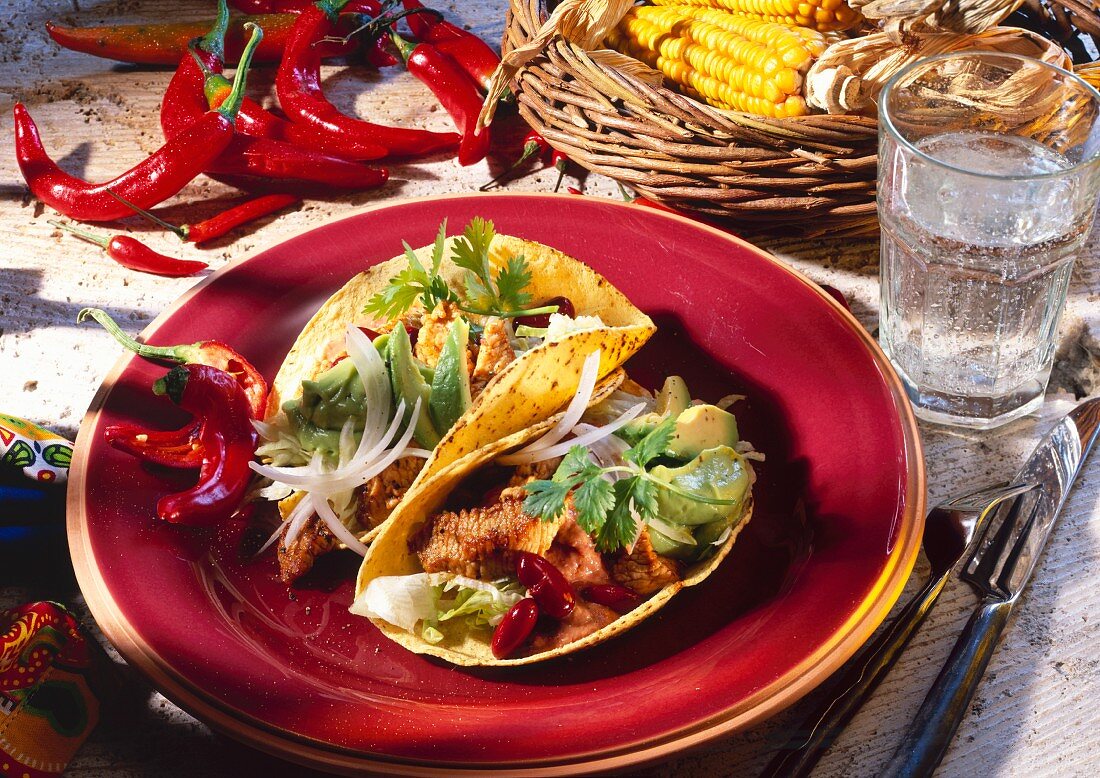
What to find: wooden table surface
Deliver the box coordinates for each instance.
[2,2,1099,776]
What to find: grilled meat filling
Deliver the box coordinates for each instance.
[355,456,423,530]
[611,527,681,595]
[412,496,570,579]
[278,514,337,584]
[471,317,516,397]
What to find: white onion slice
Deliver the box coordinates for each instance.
[305,399,419,495]
[648,516,697,546]
[346,324,390,454]
[251,419,278,440]
[311,493,369,556]
[499,401,646,465]
[402,447,432,459]
[577,423,629,472]
[506,350,601,458]
[282,493,317,548]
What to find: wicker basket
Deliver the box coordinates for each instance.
[503,0,1099,237]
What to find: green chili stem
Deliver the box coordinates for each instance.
[103,189,186,240]
[77,307,193,363]
[49,220,109,249]
[217,22,262,121]
[197,0,230,61]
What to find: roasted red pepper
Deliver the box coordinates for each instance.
[152,365,257,526]
[275,0,459,158]
[44,13,352,66]
[106,190,300,245]
[391,32,490,166]
[16,24,262,222]
[480,129,549,190]
[79,308,269,419]
[49,221,207,277]
[104,422,204,469]
[401,0,501,92]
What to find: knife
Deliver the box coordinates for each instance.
[880,397,1100,778]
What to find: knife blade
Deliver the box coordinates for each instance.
[880,397,1100,777]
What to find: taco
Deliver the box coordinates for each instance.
[250,218,655,583]
[351,361,757,666]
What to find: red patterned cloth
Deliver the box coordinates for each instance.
[0,602,114,778]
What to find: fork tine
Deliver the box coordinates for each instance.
[962,488,1041,599]
[941,482,1033,512]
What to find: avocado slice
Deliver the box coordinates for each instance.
[281,357,366,460]
[649,446,750,526]
[387,324,441,449]
[656,375,691,417]
[429,317,472,434]
[665,404,739,460]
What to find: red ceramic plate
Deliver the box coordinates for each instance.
[68,193,924,774]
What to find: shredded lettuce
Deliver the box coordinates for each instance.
[583,387,656,426]
[350,573,525,642]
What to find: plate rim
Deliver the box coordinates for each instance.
[67,192,925,775]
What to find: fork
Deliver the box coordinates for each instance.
[760,481,1033,778]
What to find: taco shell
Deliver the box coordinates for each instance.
[266,231,656,531]
[354,411,754,666]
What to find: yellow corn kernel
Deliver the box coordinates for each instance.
[649,0,863,32]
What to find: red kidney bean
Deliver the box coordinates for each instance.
[515,296,575,330]
[515,551,575,619]
[582,584,642,613]
[491,598,539,659]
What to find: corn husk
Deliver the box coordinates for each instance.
[851,0,1026,36]
[805,26,1072,114]
[478,0,636,129]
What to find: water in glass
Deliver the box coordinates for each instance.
[879,129,1090,428]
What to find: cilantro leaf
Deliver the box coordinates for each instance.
[572,477,616,535]
[452,217,496,297]
[594,477,646,551]
[362,221,459,320]
[625,415,677,468]
[495,255,532,311]
[555,445,602,483]
[430,219,447,275]
[523,479,573,523]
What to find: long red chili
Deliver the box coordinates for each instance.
[44,13,353,66]
[104,422,205,469]
[401,0,500,92]
[230,0,379,11]
[16,24,262,222]
[49,221,207,277]
[152,364,257,527]
[391,33,490,166]
[78,308,269,418]
[551,149,569,193]
[275,0,459,158]
[109,192,301,245]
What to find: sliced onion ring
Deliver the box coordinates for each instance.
[507,350,601,458]
[499,401,646,465]
[311,493,369,557]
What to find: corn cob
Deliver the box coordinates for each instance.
[649,0,863,33]
[611,6,820,117]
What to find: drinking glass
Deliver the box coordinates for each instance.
[878,52,1100,429]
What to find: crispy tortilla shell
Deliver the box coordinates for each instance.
[354,412,754,666]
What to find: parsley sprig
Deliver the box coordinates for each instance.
[363,218,560,321]
[363,220,457,321]
[523,417,744,552]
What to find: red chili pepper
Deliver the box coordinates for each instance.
[551,149,569,193]
[491,598,539,659]
[230,0,379,11]
[479,129,550,191]
[275,0,459,158]
[16,25,262,222]
[364,33,399,67]
[49,221,207,277]
[152,364,258,526]
[161,2,389,181]
[391,33,490,166]
[401,0,500,92]
[104,421,205,469]
[566,186,583,195]
[78,307,269,419]
[106,190,300,245]
[44,13,354,66]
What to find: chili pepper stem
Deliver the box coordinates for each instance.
[553,162,567,193]
[78,307,194,363]
[48,220,110,249]
[198,0,231,61]
[152,366,189,404]
[217,22,263,120]
[104,188,187,240]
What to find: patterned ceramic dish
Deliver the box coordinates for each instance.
[68,193,924,774]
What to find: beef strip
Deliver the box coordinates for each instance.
[611,527,682,595]
[470,317,516,397]
[355,456,423,530]
[278,514,337,584]
[411,496,569,579]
